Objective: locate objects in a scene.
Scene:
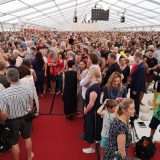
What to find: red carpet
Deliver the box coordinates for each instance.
[51,94,64,115]
[1,116,97,160]
[39,93,53,114]
[39,93,64,115]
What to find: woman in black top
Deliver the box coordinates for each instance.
[32,51,45,97]
[63,60,77,120]
[83,66,102,154]
[119,56,130,86]
[146,49,158,90]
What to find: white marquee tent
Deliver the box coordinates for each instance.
[1,0,160,31]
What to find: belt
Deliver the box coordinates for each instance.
[7,114,29,122]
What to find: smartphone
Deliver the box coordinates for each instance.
[138,122,147,128]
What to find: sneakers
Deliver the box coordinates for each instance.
[82,147,95,154]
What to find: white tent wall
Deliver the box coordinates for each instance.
[1,23,160,32]
[0,23,55,32]
[111,25,160,32]
[0,0,160,32]
[71,22,100,32]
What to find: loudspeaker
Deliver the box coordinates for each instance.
[91,9,109,21]
[73,16,77,23]
[120,16,125,23]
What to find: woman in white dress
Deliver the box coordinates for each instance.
[19,65,39,115]
[76,60,88,116]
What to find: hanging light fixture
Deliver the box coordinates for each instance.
[73,0,78,23]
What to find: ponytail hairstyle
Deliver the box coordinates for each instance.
[89,66,102,84]
[116,98,134,127]
[116,98,134,116]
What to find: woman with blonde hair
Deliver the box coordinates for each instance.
[83,66,102,154]
[104,98,135,160]
[103,71,126,102]
[66,50,75,61]
[51,39,59,55]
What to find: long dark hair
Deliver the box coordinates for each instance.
[18,65,31,79]
[58,51,66,60]
[35,51,44,68]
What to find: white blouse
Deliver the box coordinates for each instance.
[0,83,5,92]
[20,76,39,115]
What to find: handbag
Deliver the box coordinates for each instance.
[32,99,37,114]
[0,123,11,140]
[25,112,35,122]
[135,136,156,160]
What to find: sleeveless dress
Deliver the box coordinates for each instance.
[84,83,102,143]
[63,70,77,115]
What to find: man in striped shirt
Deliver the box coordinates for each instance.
[0,68,34,160]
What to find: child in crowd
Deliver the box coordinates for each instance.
[97,99,118,160]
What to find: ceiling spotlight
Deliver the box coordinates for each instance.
[73,16,77,23]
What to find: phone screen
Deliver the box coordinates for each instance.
[138,122,146,127]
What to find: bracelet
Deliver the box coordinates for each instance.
[121,156,126,160]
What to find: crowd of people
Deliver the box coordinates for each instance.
[0,30,160,160]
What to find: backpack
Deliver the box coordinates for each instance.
[135,136,156,160]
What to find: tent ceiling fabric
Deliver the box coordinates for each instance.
[0,0,160,30]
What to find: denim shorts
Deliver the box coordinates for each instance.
[100,136,108,149]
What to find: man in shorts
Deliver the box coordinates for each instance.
[0,68,34,160]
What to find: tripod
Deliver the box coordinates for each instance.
[95,111,100,160]
[49,81,58,115]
